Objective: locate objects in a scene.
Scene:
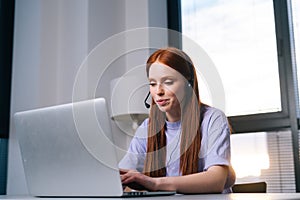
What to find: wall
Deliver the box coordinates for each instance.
[7,0,167,195]
[0,139,8,194]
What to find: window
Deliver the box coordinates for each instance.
[231,131,296,192]
[181,0,281,116]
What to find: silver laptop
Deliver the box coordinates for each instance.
[14,98,175,197]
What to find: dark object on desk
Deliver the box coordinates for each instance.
[232,182,267,193]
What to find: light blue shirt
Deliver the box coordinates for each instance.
[119,106,235,193]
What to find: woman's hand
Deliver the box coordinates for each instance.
[119,165,229,194]
[119,169,158,191]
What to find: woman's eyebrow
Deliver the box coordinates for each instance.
[148,76,177,81]
[148,78,156,82]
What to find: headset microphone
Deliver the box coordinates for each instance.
[144,92,151,109]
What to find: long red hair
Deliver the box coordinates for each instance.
[143,47,202,177]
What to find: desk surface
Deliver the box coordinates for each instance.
[1,193,300,200]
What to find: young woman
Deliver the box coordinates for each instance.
[119,47,236,194]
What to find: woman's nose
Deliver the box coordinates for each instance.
[156,84,164,95]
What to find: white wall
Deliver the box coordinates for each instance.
[7,0,167,195]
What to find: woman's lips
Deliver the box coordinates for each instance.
[156,99,169,106]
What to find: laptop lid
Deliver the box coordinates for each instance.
[14,98,124,197]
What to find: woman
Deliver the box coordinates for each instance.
[119,47,236,194]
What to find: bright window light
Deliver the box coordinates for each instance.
[231,132,270,179]
[181,0,281,116]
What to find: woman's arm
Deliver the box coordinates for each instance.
[121,165,228,194]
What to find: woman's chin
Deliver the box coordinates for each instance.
[157,105,170,113]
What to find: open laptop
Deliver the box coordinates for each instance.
[14,98,176,197]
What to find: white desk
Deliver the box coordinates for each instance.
[1,193,300,200]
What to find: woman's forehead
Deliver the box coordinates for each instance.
[148,62,182,78]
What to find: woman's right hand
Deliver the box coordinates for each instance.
[119,168,158,191]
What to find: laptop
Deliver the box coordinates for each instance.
[14,98,176,197]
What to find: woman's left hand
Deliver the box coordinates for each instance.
[120,169,158,191]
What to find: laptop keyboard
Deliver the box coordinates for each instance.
[123,191,148,196]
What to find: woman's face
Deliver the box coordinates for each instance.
[148,62,187,122]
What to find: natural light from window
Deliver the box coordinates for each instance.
[231,132,270,179]
[181,0,282,116]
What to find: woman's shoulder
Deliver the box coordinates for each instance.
[200,105,230,137]
[201,105,228,125]
[134,118,149,139]
[202,104,226,118]
[139,118,149,128]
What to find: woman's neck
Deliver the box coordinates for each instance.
[166,111,181,122]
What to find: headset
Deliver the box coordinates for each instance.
[144,61,194,109]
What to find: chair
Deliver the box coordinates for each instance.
[232,182,267,193]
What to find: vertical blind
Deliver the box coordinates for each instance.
[231,131,296,192]
[262,131,296,192]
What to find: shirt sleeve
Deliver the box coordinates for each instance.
[118,119,148,172]
[200,108,231,170]
[200,108,236,191]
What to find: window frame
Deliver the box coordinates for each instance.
[167,0,300,192]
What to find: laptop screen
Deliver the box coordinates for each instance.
[14,98,124,196]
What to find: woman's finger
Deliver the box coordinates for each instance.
[119,168,129,175]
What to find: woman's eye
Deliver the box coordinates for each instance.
[164,80,173,85]
[149,82,156,86]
